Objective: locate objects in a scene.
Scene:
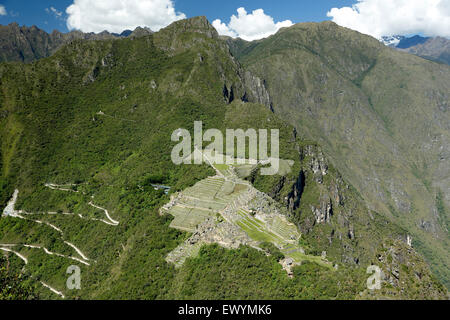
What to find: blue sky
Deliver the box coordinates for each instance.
[0,0,449,40]
[0,0,354,33]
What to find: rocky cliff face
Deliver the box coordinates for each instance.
[229,21,450,288]
[0,23,152,63]
[248,129,446,298]
[242,71,272,108]
[0,23,56,62]
[153,16,272,110]
[0,16,446,299]
[359,239,448,299]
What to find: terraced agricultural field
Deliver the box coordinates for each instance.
[214,164,233,177]
[266,215,300,241]
[166,241,204,268]
[164,148,330,271]
[236,220,279,243]
[168,207,214,232]
[287,250,333,269]
[235,209,298,246]
[166,177,250,232]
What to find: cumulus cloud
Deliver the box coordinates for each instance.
[212,7,293,41]
[0,5,7,16]
[327,0,450,39]
[66,0,186,33]
[212,20,237,38]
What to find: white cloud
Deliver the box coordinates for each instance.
[0,5,7,16]
[46,6,63,20]
[66,0,186,33]
[212,7,293,41]
[327,0,450,39]
[212,20,237,38]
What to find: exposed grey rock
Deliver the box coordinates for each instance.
[305,145,328,184]
[243,71,271,108]
[407,235,413,247]
[129,27,153,38]
[0,23,154,63]
[287,170,305,211]
[348,225,355,240]
[2,189,19,217]
[311,196,333,224]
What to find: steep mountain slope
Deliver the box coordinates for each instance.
[229,21,450,288]
[0,23,152,63]
[401,37,450,66]
[0,17,446,299]
[0,255,37,299]
[380,35,450,65]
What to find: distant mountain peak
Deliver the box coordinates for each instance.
[379,34,450,65]
[396,35,430,49]
[380,34,432,49]
[160,16,218,39]
[380,35,405,47]
[0,23,154,63]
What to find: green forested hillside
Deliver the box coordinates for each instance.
[0,17,447,299]
[0,255,37,300]
[229,21,450,288]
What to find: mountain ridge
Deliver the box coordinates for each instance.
[0,17,447,299]
[228,21,450,288]
[400,36,450,65]
[0,22,153,63]
[380,34,450,65]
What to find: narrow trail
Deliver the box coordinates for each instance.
[2,184,121,298]
[64,241,89,261]
[2,190,91,263]
[23,211,117,227]
[0,246,65,298]
[1,243,90,266]
[18,214,63,233]
[2,185,120,263]
[11,214,89,263]
[44,183,120,226]
[44,183,79,193]
[0,247,28,264]
[88,202,119,226]
[40,281,65,299]
[22,244,90,266]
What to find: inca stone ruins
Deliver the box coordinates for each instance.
[161,149,332,272]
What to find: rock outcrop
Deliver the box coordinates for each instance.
[311,196,333,224]
[0,23,152,63]
[242,71,272,109]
